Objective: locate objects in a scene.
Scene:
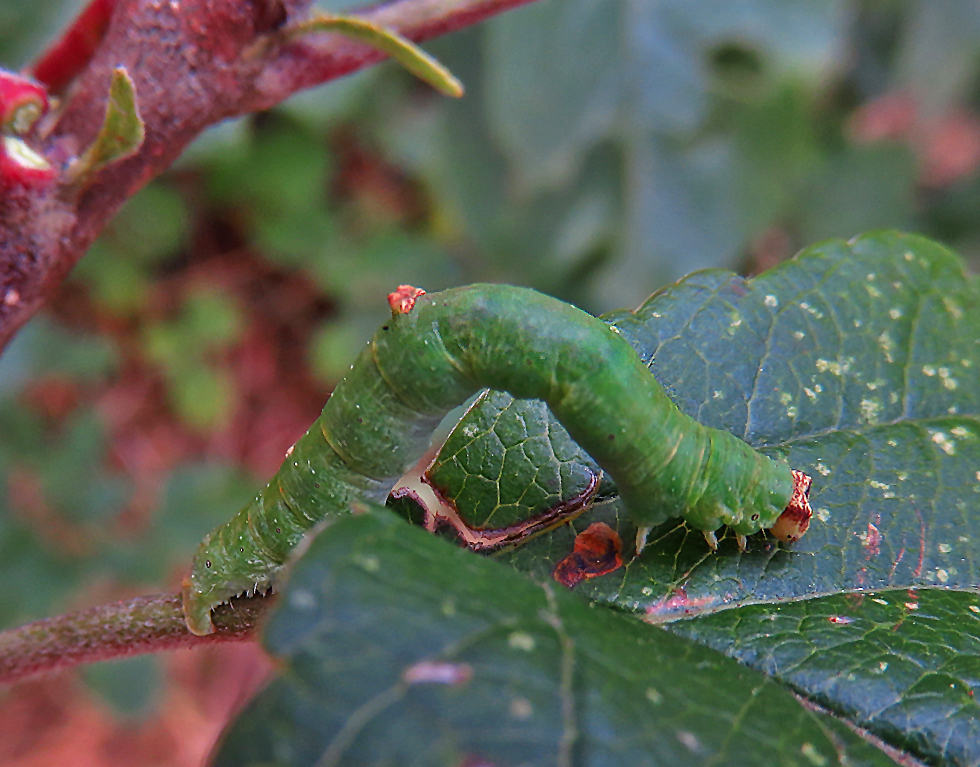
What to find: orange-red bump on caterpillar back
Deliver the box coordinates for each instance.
[388,285,425,315]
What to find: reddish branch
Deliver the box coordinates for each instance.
[0,592,271,686]
[0,0,539,353]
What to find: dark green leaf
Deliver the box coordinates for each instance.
[215,511,897,767]
[668,589,980,767]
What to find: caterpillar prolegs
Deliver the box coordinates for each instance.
[182,285,812,635]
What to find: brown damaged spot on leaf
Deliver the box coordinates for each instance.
[862,521,882,557]
[552,522,623,588]
[387,284,425,315]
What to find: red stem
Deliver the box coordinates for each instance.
[0,0,540,354]
[30,0,118,93]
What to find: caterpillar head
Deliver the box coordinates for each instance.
[768,469,812,543]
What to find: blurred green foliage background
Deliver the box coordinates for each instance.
[4,0,980,724]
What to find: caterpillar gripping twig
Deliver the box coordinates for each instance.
[182,284,812,635]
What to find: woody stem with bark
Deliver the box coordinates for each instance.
[0,592,272,686]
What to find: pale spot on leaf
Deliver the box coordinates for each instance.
[801,743,828,767]
[799,301,824,318]
[289,589,317,610]
[676,731,702,753]
[939,367,959,390]
[943,297,964,320]
[930,430,956,455]
[877,332,894,362]
[355,554,380,572]
[508,631,535,651]
[509,697,533,719]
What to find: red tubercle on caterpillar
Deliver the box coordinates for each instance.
[388,285,426,315]
[768,469,812,543]
[30,0,117,94]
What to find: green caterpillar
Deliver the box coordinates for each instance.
[182,285,812,635]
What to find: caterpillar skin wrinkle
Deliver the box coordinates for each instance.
[182,284,812,635]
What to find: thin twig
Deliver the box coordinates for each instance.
[0,591,272,687]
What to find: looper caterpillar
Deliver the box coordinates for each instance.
[182,284,811,635]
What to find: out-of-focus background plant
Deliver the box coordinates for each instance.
[3,0,980,763]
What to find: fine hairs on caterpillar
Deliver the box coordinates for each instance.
[182,284,812,635]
